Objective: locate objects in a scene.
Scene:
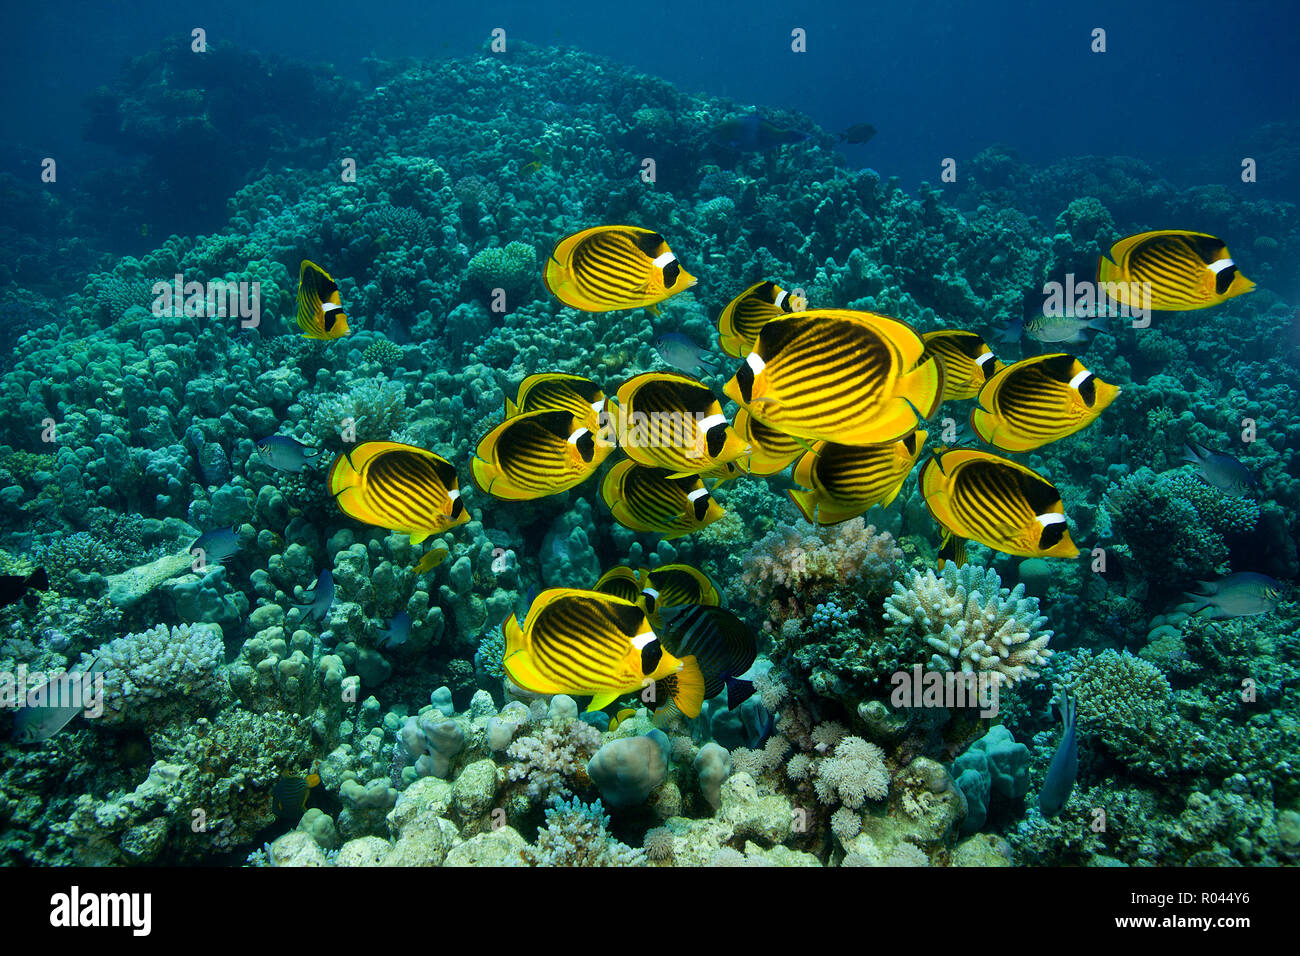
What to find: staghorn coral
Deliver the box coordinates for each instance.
[525,796,645,867]
[883,563,1053,688]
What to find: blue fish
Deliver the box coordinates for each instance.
[294,569,335,622]
[715,114,810,152]
[378,611,412,650]
[191,527,240,564]
[1038,688,1078,817]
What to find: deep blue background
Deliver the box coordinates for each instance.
[2,0,1297,190]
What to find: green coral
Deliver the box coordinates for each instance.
[465,241,538,294]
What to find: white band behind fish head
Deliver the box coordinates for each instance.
[567,427,591,446]
[652,252,676,269]
[631,633,656,650]
[448,489,461,501]
[642,588,659,600]
[1208,258,1235,274]
[698,413,726,432]
[590,399,604,413]
[745,352,766,375]
[322,303,344,314]
[1068,369,1091,390]
[687,488,709,502]
[975,352,995,367]
[774,290,789,308]
[1035,512,1066,527]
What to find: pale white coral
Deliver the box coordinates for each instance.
[94,622,226,726]
[812,736,889,809]
[882,563,1052,688]
[743,518,901,599]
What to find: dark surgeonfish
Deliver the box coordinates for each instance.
[715,114,811,151]
[190,527,240,565]
[378,611,412,650]
[1182,441,1257,496]
[838,122,877,144]
[294,569,335,622]
[1038,688,1078,818]
[0,567,49,609]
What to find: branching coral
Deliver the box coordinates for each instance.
[505,716,603,800]
[525,796,645,866]
[742,518,902,602]
[883,563,1053,688]
[94,622,229,727]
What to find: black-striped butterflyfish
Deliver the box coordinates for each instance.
[272,767,321,821]
[328,442,469,544]
[650,603,757,726]
[615,371,747,475]
[789,429,927,525]
[600,460,725,539]
[717,280,806,358]
[471,409,611,501]
[971,353,1120,452]
[698,459,744,488]
[542,225,697,313]
[593,566,644,604]
[937,530,966,570]
[505,372,607,429]
[501,588,685,711]
[723,309,942,446]
[639,564,721,619]
[919,448,1078,559]
[920,330,1005,401]
[296,260,350,340]
[1097,230,1254,312]
[732,407,806,476]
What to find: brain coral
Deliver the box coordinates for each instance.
[882,563,1053,688]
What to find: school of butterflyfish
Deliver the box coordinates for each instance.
[297,223,1253,716]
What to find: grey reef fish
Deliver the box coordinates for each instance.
[1000,312,1109,345]
[1182,441,1257,496]
[11,658,102,744]
[255,435,323,473]
[294,569,335,622]
[190,527,240,565]
[1183,572,1281,620]
[655,332,717,376]
[1038,688,1078,817]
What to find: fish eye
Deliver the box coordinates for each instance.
[1078,376,1097,407]
[641,591,657,615]
[663,261,681,287]
[640,639,663,675]
[692,492,712,521]
[1039,521,1067,551]
[1215,264,1237,295]
[903,432,918,455]
[736,362,754,403]
[450,497,465,519]
[575,430,596,463]
[706,424,727,459]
